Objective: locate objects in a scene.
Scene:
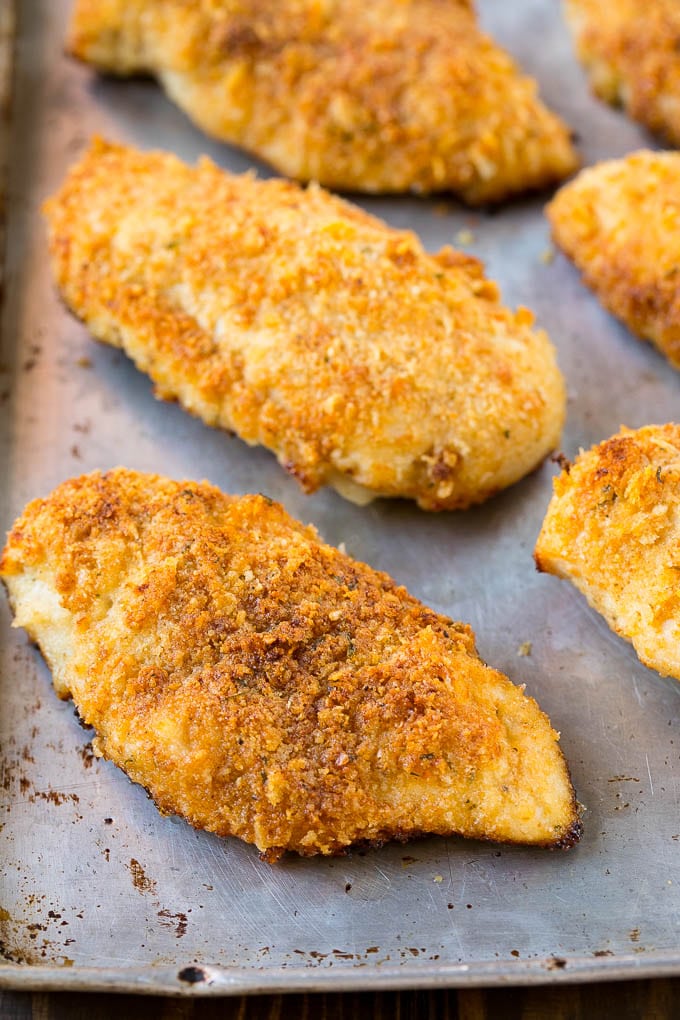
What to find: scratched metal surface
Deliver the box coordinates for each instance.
[0,0,679,996]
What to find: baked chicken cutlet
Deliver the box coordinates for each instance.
[1,469,582,859]
[44,140,566,511]
[535,424,680,682]
[67,0,578,204]
[565,0,680,146]
[547,150,680,369]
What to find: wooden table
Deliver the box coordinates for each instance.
[1,979,679,1018]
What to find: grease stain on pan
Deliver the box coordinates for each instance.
[281,945,444,968]
[127,858,157,896]
[158,909,188,938]
[0,899,83,965]
[1,742,81,813]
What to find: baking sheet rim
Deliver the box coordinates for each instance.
[2,949,680,995]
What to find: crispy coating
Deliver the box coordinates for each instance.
[547,150,680,369]
[67,0,578,204]
[1,469,582,858]
[535,424,680,682]
[44,139,566,511]
[565,0,680,145]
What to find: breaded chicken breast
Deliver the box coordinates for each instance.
[535,424,680,682]
[565,0,680,145]
[44,139,566,511]
[67,0,578,204]
[0,469,581,858]
[547,150,680,369]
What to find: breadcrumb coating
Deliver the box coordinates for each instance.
[44,139,566,511]
[535,424,680,682]
[566,0,680,145]
[67,0,578,203]
[547,150,680,369]
[1,469,582,859]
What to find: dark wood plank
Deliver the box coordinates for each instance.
[0,982,679,1020]
[459,980,680,1020]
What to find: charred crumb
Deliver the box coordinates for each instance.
[178,965,207,984]
[78,743,96,768]
[551,451,571,474]
[71,706,93,731]
[21,345,42,374]
[550,816,584,850]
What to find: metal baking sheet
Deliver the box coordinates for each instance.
[1,0,679,996]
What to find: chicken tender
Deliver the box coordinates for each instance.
[535,424,680,682]
[44,139,566,511]
[0,469,581,859]
[67,0,578,204]
[547,150,680,369]
[565,0,680,145]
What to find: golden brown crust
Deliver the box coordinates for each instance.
[565,0,680,145]
[535,424,680,681]
[547,150,680,369]
[1,469,581,857]
[67,0,578,203]
[44,138,566,511]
